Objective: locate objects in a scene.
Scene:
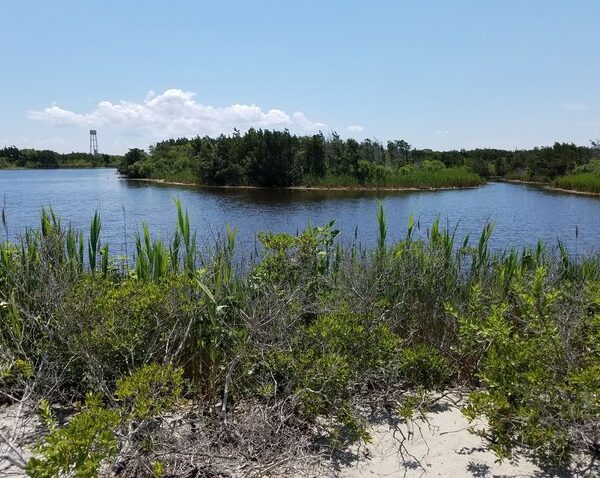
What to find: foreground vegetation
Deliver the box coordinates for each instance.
[0,146,121,169]
[0,203,599,476]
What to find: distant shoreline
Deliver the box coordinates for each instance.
[499,178,600,197]
[542,185,600,197]
[123,176,482,192]
[0,166,118,171]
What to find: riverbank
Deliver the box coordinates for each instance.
[500,178,600,197]
[124,176,483,192]
[126,175,600,196]
[545,185,600,197]
[497,178,546,186]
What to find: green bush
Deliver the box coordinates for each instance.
[458,269,600,464]
[26,394,119,478]
[57,277,195,390]
[397,345,454,390]
[116,363,183,420]
[257,310,400,443]
[420,159,446,172]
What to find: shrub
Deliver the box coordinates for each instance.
[116,363,183,420]
[56,277,195,391]
[26,394,119,478]
[257,310,400,443]
[397,345,454,390]
[421,159,446,172]
[458,269,600,464]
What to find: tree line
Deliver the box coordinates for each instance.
[3,133,598,187]
[0,146,121,169]
[118,129,600,187]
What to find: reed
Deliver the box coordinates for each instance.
[309,166,484,189]
[88,211,101,272]
[554,172,600,194]
[376,200,387,255]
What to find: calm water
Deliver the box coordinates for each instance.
[0,168,599,256]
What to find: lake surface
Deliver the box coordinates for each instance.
[0,168,599,256]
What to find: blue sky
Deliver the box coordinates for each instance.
[2,0,599,154]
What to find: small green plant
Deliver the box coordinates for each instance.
[116,363,183,420]
[397,345,454,390]
[26,394,119,478]
[152,460,165,478]
[88,211,101,273]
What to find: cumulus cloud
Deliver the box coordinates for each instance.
[347,124,364,132]
[292,112,326,132]
[29,89,327,139]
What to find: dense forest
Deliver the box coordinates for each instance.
[117,129,600,189]
[0,146,121,169]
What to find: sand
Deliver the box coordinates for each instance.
[2,396,596,477]
[0,402,42,477]
[335,397,595,478]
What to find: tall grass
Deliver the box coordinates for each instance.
[554,172,600,194]
[308,166,484,189]
[376,200,387,255]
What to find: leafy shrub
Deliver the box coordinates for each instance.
[116,363,183,420]
[397,345,454,390]
[573,158,600,174]
[259,310,400,443]
[420,159,446,172]
[57,277,194,390]
[458,268,600,464]
[254,222,338,285]
[26,394,119,478]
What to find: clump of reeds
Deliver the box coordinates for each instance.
[554,172,600,194]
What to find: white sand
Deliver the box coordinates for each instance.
[336,397,594,478]
[0,402,41,477]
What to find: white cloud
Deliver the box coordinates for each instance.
[436,129,451,135]
[29,89,327,140]
[292,112,326,132]
[347,124,364,132]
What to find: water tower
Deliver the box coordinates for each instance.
[89,130,99,155]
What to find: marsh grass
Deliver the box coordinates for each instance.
[307,166,484,189]
[554,172,600,194]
